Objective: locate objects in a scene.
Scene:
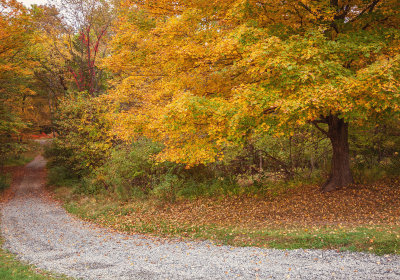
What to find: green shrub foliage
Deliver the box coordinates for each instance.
[46,93,114,176]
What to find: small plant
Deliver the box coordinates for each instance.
[0,174,9,192]
[47,165,79,188]
[152,173,182,202]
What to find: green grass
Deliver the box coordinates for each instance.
[0,238,69,280]
[2,156,34,168]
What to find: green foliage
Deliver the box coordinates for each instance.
[350,119,400,182]
[1,140,42,170]
[386,155,400,176]
[151,173,182,202]
[0,174,9,192]
[47,92,113,176]
[0,143,29,167]
[47,165,79,188]
[2,140,41,168]
[44,141,75,174]
[71,138,242,201]
[0,109,27,165]
[175,177,240,199]
[78,139,163,198]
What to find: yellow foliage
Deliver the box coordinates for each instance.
[105,0,400,166]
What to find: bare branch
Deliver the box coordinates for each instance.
[311,120,329,137]
[297,1,319,18]
[263,107,277,115]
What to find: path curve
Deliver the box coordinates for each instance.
[1,156,399,280]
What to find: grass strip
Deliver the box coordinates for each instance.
[0,237,70,280]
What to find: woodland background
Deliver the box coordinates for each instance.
[1,0,400,207]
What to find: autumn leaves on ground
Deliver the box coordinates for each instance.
[53,178,400,256]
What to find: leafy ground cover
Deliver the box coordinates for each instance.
[51,178,400,256]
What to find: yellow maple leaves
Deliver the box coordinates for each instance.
[103,0,400,167]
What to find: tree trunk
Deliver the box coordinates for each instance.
[322,115,354,192]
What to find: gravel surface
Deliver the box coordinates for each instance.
[1,156,400,280]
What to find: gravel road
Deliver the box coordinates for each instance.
[1,155,400,280]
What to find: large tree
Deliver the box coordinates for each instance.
[106,0,400,191]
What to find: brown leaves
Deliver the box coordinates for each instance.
[138,183,399,230]
[61,179,400,233]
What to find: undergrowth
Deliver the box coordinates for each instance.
[0,174,10,192]
[2,140,42,168]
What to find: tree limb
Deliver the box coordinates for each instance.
[349,0,381,23]
[297,1,319,18]
[311,120,329,137]
[263,107,277,115]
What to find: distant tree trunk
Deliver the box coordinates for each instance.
[322,115,354,192]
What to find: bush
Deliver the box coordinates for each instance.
[152,173,182,202]
[47,165,79,187]
[47,92,113,177]
[79,138,243,201]
[81,139,166,199]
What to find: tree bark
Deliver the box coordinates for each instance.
[322,115,354,192]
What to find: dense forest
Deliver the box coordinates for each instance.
[1,0,400,200]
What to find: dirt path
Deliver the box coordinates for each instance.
[1,156,399,280]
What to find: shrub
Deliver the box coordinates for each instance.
[83,139,166,198]
[47,92,113,176]
[152,173,182,202]
[81,138,242,201]
[47,165,79,187]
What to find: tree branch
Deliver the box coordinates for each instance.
[349,0,381,23]
[263,107,277,115]
[297,1,319,18]
[311,120,329,137]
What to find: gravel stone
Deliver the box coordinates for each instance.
[1,156,400,280]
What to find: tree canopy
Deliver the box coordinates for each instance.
[105,0,400,190]
[0,0,34,160]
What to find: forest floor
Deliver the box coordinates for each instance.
[52,173,400,256]
[1,155,399,280]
